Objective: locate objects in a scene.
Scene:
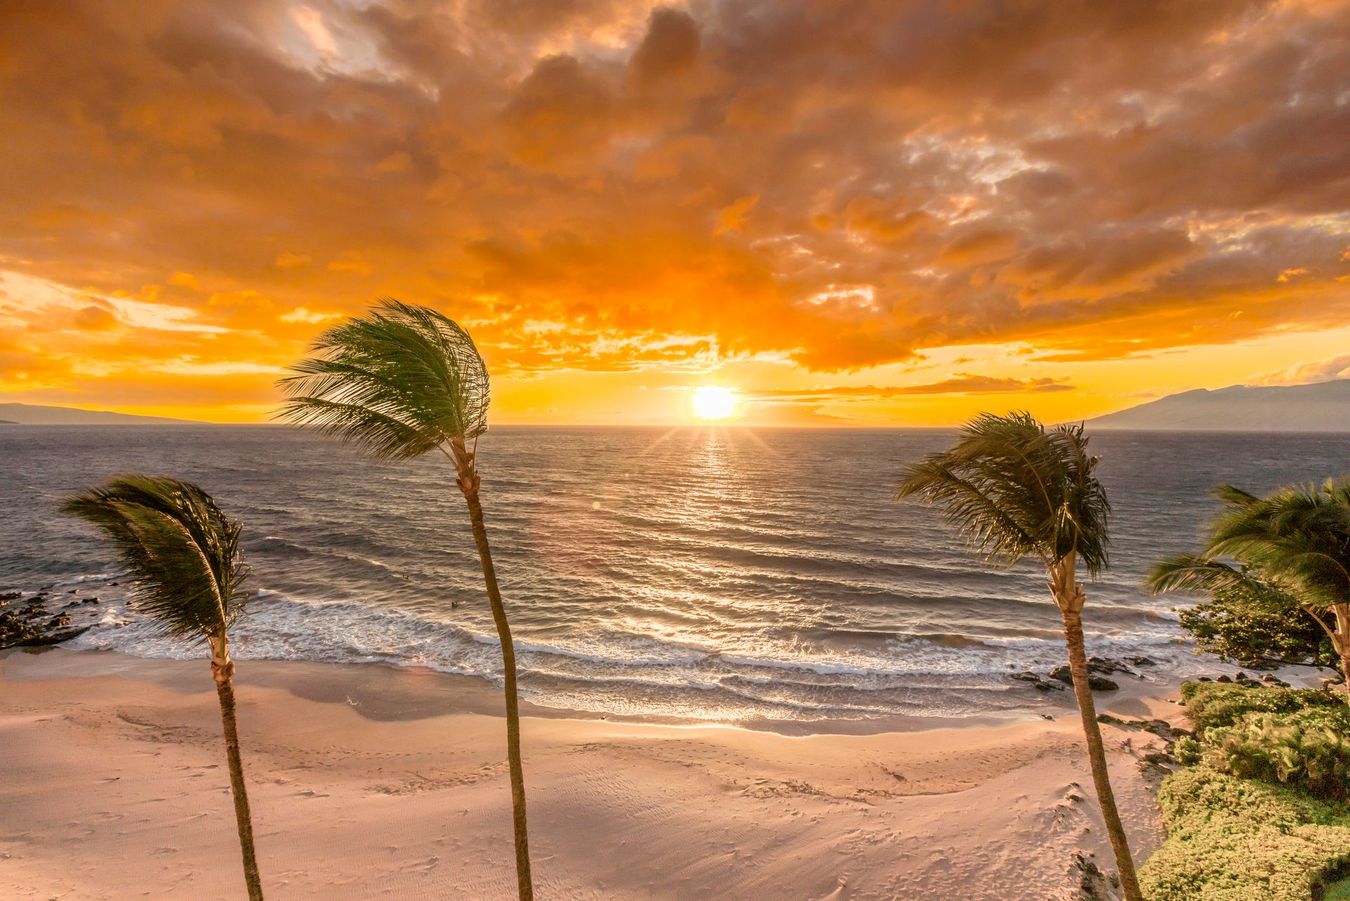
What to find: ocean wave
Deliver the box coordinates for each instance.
[12,426,1337,722]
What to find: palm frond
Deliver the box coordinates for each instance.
[62,476,249,642]
[1147,555,1258,595]
[278,298,490,459]
[897,412,1110,574]
[1205,479,1350,609]
[1157,478,1350,610]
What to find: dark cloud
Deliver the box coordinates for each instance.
[630,8,700,82]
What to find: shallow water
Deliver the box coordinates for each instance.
[2,425,1346,723]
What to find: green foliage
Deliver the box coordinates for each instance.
[1144,684,1350,898]
[62,475,249,642]
[1203,706,1350,800]
[1205,480,1350,611]
[896,412,1109,573]
[278,298,490,460]
[1325,875,1350,900]
[1173,734,1201,766]
[1174,573,1334,670]
[1151,479,1350,611]
[1139,765,1350,901]
[1181,681,1340,733]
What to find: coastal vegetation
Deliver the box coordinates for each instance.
[1140,682,1350,900]
[1144,477,1350,898]
[1173,574,1338,674]
[278,298,535,900]
[897,411,1142,901]
[61,476,265,901]
[1150,480,1350,699]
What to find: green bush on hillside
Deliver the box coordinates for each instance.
[1138,765,1350,901]
[1203,706,1350,800]
[1179,681,1339,732]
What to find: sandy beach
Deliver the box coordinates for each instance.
[0,648,1179,900]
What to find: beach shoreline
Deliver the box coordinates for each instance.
[1,647,1181,899]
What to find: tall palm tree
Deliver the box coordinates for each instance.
[62,476,264,901]
[1149,479,1350,699]
[897,412,1142,901]
[277,298,533,900]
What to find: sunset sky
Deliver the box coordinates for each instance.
[2,0,1348,426]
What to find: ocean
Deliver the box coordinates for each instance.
[2,425,1346,724]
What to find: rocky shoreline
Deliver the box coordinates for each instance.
[0,588,102,650]
[1010,655,1160,694]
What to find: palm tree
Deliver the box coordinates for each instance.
[62,476,264,901]
[1149,479,1350,699]
[277,298,533,900]
[896,412,1142,901]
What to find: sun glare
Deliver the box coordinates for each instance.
[691,386,738,420]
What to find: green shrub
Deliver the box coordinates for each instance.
[1325,874,1350,900]
[1173,734,1201,766]
[1139,765,1350,901]
[1203,706,1350,800]
[1180,680,1339,732]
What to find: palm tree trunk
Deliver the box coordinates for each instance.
[1059,603,1142,901]
[212,659,264,901]
[460,483,535,901]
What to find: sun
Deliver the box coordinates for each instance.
[691,386,738,420]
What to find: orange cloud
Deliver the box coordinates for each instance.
[0,0,1346,422]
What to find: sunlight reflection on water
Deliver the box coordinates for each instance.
[4,425,1348,723]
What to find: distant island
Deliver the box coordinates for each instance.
[1088,379,1350,432]
[0,403,201,426]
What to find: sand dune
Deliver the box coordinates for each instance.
[0,650,1176,900]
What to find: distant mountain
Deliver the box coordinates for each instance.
[0,403,201,425]
[1087,380,1350,432]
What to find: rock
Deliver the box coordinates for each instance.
[1043,665,1117,691]
[1087,656,1139,677]
[1216,675,1233,683]
[1073,851,1110,900]
[1098,714,1190,743]
[1126,656,1157,667]
[15,626,90,648]
[1011,671,1065,693]
[0,591,88,650]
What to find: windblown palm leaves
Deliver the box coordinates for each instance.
[1150,479,1350,698]
[896,412,1110,574]
[62,476,264,901]
[279,298,488,461]
[279,298,534,900]
[897,412,1142,901]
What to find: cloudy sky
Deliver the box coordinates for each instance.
[2,0,1347,424]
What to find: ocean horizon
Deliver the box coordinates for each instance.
[5,425,1347,725]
